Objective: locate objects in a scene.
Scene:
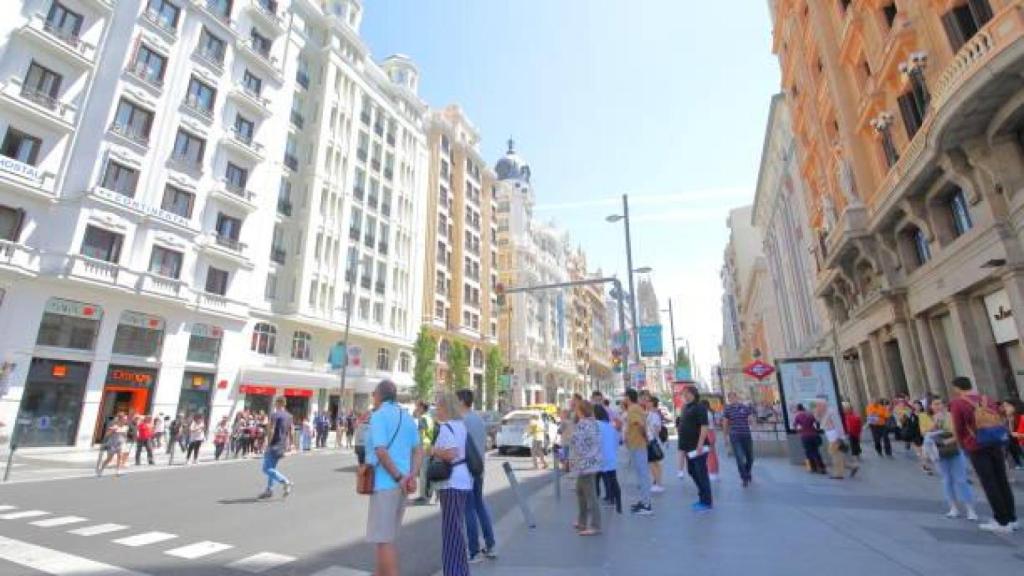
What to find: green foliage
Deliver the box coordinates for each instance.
[675,346,691,368]
[413,326,437,401]
[484,346,504,411]
[448,340,470,391]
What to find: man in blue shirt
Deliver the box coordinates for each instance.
[457,389,497,563]
[365,380,422,576]
[722,392,755,487]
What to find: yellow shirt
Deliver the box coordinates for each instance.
[625,405,647,450]
[527,421,544,442]
[918,412,935,434]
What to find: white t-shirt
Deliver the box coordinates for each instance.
[435,420,473,491]
[646,411,661,442]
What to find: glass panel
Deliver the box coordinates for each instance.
[112,324,164,357]
[36,313,99,350]
[187,334,221,363]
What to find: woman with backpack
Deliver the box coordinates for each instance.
[430,391,472,575]
[924,398,978,521]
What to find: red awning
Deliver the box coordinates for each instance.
[283,388,314,398]
[239,385,277,396]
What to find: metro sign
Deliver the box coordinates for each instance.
[743,359,775,381]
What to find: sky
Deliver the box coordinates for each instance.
[361,0,782,383]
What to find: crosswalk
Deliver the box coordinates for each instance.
[0,503,372,575]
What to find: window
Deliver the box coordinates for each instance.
[358,297,370,321]
[376,347,391,370]
[80,226,122,262]
[215,212,242,242]
[185,77,216,116]
[349,207,362,240]
[439,340,450,362]
[882,2,897,28]
[264,273,277,300]
[145,0,180,31]
[207,0,233,19]
[373,302,384,324]
[131,44,167,85]
[161,185,194,218]
[45,2,83,41]
[1,128,42,165]
[949,188,974,237]
[197,28,226,64]
[225,162,248,191]
[112,314,165,358]
[251,322,277,355]
[205,266,229,295]
[435,300,445,320]
[913,228,932,265]
[22,61,62,106]
[291,331,312,360]
[172,129,205,167]
[897,92,924,140]
[36,300,101,350]
[187,330,221,363]
[112,99,154,143]
[234,114,255,144]
[249,29,271,57]
[942,0,993,52]
[242,69,263,96]
[148,245,183,279]
[99,161,139,197]
[0,205,23,241]
[399,352,411,373]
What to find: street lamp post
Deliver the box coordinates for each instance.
[336,257,362,412]
[607,194,644,383]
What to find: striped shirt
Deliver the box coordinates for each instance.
[723,403,753,437]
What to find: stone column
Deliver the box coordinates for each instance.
[1000,270,1024,349]
[914,315,946,398]
[893,321,923,399]
[868,332,893,399]
[842,355,865,412]
[946,297,1000,396]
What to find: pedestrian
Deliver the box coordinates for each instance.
[949,377,1018,533]
[528,415,548,470]
[232,412,248,458]
[152,413,165,449]
[431,391,473,576]
[816,400,857,479]
[366,380,421,576]
[346,411,356,448]
[924,398,978,521]
[135,416,155,466]
[644,395,665,493]
[97,413,128,477]
[167,413,183,455]
[842,402,863,460]
[570,399,602,535]
[214,416,230,461]
[722,392,755,486]
[315,411,330,448]
[354,411,369,465]
[866,398,893,457]
[557,408,575,475]
[594,403,622,514]
[258,397,295,499]
[412,401,436,505]
[1000,399,1023,470]
[301,417,313,452]
[186,414,205,464]
[623,388,653,515]
[335,412,345,448]
[794,403,826,474]
[679,386,713,512]
[456,389,497,563]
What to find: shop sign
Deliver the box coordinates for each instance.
[0,156,41,182]
[107,366,156,388]
[186,373,212,390]
[93,186,193,229]
[119,310,165,331]
[239,384,276,396]
[983,289,1019,345]
[639,325,663,357]
[283,388,314,398]
[190,323,224,338]
[44,298,102,320]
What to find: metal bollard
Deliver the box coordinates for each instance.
[2,443,15,483]
[502,461,536,529]
[553,446,561,501]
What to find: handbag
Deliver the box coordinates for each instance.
[357,410,403,495]
[426,424,460,483]
[934,432,960,459]
[646,438,664,463]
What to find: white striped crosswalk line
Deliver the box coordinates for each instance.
[0,534,149,575]
[309,566,372,576]
[164,540,232,559]
[31,516,88,528]
[0,510,48,520]
[69,523,129,536]
[0,506,16,512]
[113,531,177,547]
[226,552,296,574]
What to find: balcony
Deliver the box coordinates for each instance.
[283,153,299,171]
[0,155,57,199]
[140,7,178,40]
[82,0,116,12]
[124,62,165,93]
[65,254,137,289]
[211,180,257,212]
[270,246,286,264]
[349,227,361,241]
[194,0,235,34]
[246,0,285,36]
[0,240,39,277]
[237,38,282,79]
[181,95,215,121]
[374,281,385,295]
[19,14,96,68]
[108,122,151,151]
[276,197,292,216]
[168,153,203,177]
[289,109,305,129]
[222,128,265,161]
[137,272,189,300]
[192,47,225,74]
[0,77,78,131]
[214,233,246,252]
[360,276,371,290]
[194,290,248,319]
[229,84,272,117]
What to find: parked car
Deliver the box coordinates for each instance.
[496,409,558,455]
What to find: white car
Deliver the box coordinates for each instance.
[496,410,558,455]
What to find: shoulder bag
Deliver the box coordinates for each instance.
[427,423,457,483]
[356,410,403,495]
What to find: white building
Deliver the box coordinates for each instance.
[0,0,426,450]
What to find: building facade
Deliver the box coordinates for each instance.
[0,0,427,450]
[773,0,1024,407]
[567,249,614,396]
[422,104,499,404]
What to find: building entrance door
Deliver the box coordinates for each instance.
[884,340,909,397]
[94,388,150,444]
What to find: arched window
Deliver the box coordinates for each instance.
[399,352,411,372]
[472,348,484,368]
[438,339,450,362]
[377,347,391,370]
[949,188,973,237]
[912,228,931,265]
[251,322,277,355]
[291,331,312,360]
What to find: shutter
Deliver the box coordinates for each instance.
[968,0,993,26]
[897,93,920,140]
[942,11,965,53]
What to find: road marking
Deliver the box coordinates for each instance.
[0,506,16,512]
[226,552,296,573]
[0,534,149,575]
[164,540,232,560]
[31,516,88,528]
[309,566,372,576]
[0,510,48,520]
[69,523,129,536]
[113,532,177,547]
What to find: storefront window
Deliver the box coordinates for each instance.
[95,365,157,443]
[111,311,165,358]
[177,372,213,423]
[35,298,103,350]
[187,324,223,363]
[16,358,89,447]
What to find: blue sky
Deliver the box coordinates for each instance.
[362,0,781,382]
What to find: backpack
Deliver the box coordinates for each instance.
[970,396,1009,447]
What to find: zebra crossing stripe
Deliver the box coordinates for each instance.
[309,566,373,576]
[164,540,233,559]
[0,510,48,520]
[0,506,16,512]
[0,534,149,576]
[113,532,177,547]
[69,523,129,536]
[226,552,297,573]
[31,516,88,528]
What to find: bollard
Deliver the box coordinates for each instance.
[501,461,536,529]
[2,443,15,483]
[553,446,561,501]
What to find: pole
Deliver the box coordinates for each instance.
[622,194,641,370]
[614,278,628,390]
[339,259,358,411]
[667,298,677,369]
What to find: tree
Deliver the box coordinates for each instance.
[484,346,504,411]
[413,326,437,402]
[675,346,691,369]
[448,340,470,391]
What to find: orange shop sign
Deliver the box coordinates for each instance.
[239,385,276,396]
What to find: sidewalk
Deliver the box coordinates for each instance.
[475,447,1024,576]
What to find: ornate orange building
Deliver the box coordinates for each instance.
[773,0,1024,406]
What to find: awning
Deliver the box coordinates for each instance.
[238,366,339,390]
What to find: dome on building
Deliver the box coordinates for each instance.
[495,138,531,183]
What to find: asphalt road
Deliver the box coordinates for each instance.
[0,449,552,576]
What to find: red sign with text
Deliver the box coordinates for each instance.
[743,360,775,381]
[239,385,276,396]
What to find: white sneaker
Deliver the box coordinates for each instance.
[709,474,719,482]
[676,471,686,479]
[966,509,979,522]
[945,508,960,519]
[650,484,665,494]
[979,520,1012,534]
[1010,521,1020,531]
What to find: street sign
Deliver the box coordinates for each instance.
[743,359,775,381]
[328,343,346,369]
[346,345,365,377]
[638,325,663,357]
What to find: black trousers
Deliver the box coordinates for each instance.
[848,435,862,458]
[598,470,621,513]
[968,445,1018,526]
[1006,440,1023,468]
[801,436,826,473]
[186,440,202,462]
[135,439,153,465]
[687,454,713,506]
[869,425,892,456]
